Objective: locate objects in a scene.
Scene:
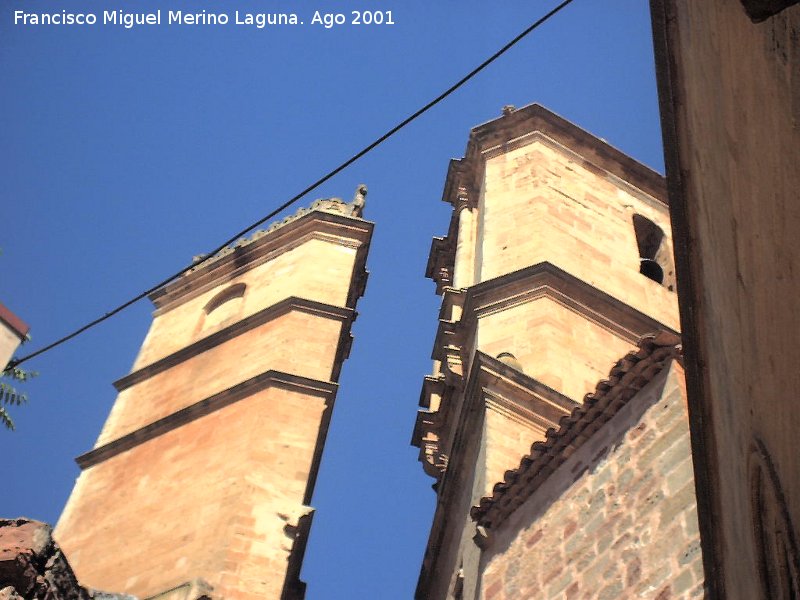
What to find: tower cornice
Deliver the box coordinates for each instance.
[150,210,373,314]
[115,296,355,391]
[78,369,338,470]
[442,103,667,208]
[462,262,677,343]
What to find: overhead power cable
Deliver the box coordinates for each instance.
[9,0,576,369]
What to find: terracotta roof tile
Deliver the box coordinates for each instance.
[0,302,29,339]
[471,331,682,527]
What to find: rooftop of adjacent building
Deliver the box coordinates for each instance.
[0,301,30,340]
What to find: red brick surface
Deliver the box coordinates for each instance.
[480,365,703,600]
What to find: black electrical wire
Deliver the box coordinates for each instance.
[8,0,576,369]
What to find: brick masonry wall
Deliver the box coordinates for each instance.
[479,363,703,600]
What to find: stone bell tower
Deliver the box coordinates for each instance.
[55,188,372,600]
[412,105,682,599]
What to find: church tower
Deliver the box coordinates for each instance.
[412,105,683,599]
[55,190,372,600]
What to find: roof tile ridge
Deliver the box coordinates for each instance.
[470,331,682,525]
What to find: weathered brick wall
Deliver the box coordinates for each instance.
[480,363,703,600]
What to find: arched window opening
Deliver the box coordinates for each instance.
[632,215,675,290]
[640,258,664,284]
[202,283,246,330]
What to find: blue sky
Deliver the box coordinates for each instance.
[0,1,663,597]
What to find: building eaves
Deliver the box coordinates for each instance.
[0,301,30,340]
[471,331,682,527]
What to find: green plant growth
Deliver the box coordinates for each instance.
[1,362,36,431]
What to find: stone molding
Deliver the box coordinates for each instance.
[429,263,676,369]
[443,103,667,208]
[77,370,337,470]
[150,210,373,315]
[413,350,577,482]
[426,236,455,295]
[413,351,578,599]
[115,297,354,392]
[462,261,677,341]
[462,262,677,336]
[415,262,675,483]
[456,353,577,462]
[142,578,214,600]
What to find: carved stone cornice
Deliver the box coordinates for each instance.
[460,261,677,343]
[426,236,455,295]
[412,374,455,479]
[441,156,479,208]
[78,370,338,470]
[476,353,578,433]
[414,262,676,486]
[115,297,354,392]
[412,350,578,485]
[150,210,373,314]
[450,352,577,469]
[441,103,667,210]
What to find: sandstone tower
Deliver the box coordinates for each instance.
[55,191,372,600]
[413,105,701,598]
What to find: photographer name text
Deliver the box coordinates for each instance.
[13,9,396,29]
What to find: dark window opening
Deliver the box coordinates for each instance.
[640,259,664,284]
[633,215,675,290]
[740,0,800,22]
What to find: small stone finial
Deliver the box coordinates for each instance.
[496,351,524,373]
[352,184,367,217]
[502,105,516,116]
